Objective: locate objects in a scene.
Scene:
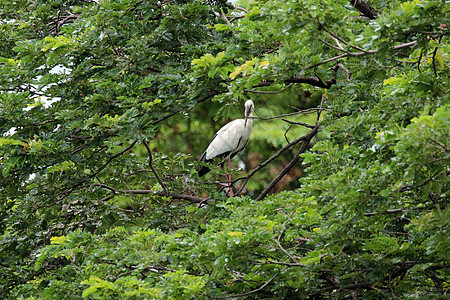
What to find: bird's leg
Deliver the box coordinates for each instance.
[226,156,234,197]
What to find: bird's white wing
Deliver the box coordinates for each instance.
[203,119,246,161]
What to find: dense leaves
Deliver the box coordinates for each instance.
[1,0,448,298]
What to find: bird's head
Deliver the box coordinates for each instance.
[244,100,254,127]
[244,100,254,118]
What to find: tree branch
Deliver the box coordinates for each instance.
[349,0,378,20]
[364,207,430,217]
[142,141,169,197]
[282,118,315,129]
[255,96,325,201]
[273,216,304,265]
[244,83,294,94]
[58,140,138,201]
[255,125,319,201]
[234,133,309,195]
[254,107,325,120]
[90,183,209,204]
[216,267,287,298]
[306,41,417,70]
[122,190,209,203]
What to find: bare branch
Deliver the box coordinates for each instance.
[398,169,450,193]
[123,190,209,203]
[26,119,57,126]
[306,41,417,70]
[432,46,439,77]
[349,0,378,20]
[336,63,351,82]
[319,37,349,53]
[254,76,336,89]
[364,207,430,217]
[58,140,138,201]
[254,97,325,201]
[254,107,326,121]
[282,118,315,129]
[142,141,169,197]
[274,216,304,265]
[216,267,287,299]
[331,36,345,51]
[321,27,367,53]
[252,259,306,267]
[234,133,309,195]
[283,125,292,144]
[244,83,294,94]
[91,184,209,204]
[255,125,319,201]
[214,10,233,28]
[231,3,248,14]
[430,139,448,152]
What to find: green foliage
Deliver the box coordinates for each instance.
[1,0,448,299]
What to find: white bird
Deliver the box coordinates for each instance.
[198,100,255,178]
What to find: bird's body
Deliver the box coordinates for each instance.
[198,100,254,177]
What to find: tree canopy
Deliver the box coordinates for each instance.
[0,0,448,298]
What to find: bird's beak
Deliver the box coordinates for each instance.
[245,105,253,117]
[244,106,251,127]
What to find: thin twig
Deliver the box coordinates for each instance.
[124,190,209,203]
[254,96,325,201]
[336,63,351,82]
[274,215,303,264]
[214,10,233,28]
[142,141,169,197]
[431,47,438,77]
[417,51,423,72]
[234,134,309,195]
[319,37,350,53]
[282,118,315,129]
[283,125,292,144]
[306,41,417,70]
[254,107,326,120]
[27,119,57,126]
[231,3,248,14]
[364,207,430,217]
[57,140,138,202]
[322,27,367,52]
[244,83,294,94]
[216,267,287,298]
[255,125,319,201]
[430,139,448,152]
[331,36,345,51]
[398,169,449,193]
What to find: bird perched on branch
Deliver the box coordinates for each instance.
[198,100,255,181]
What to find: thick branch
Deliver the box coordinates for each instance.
[255,96,325,201]
[349,0,378,20]
[234,133,310,195]
[255,125,319,201]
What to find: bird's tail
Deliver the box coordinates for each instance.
[198,166,211,177]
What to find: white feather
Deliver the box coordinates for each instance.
[198,100,255,176]
[203,118,253,160]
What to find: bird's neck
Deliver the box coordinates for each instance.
[245,113,253,128]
